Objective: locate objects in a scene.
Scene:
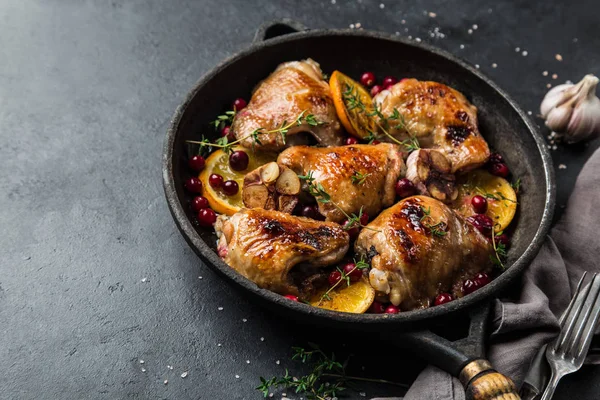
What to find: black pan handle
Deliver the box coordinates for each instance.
[396,302,520,399]
[253,19,309,43]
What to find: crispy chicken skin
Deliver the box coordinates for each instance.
[278,143,406,223]
[215,209,349,295]
[354,196,493,310]
[374,79,490,173]
[231,59,343,151]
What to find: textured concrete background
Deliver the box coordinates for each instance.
[1,0,599,399]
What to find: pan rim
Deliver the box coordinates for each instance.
[162,28,556,325]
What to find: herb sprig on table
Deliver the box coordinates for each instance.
[257,344,407,399]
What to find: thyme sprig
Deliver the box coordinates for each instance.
[188,110,319,154]
[490,227,507,270]
[342,83,420,151]
[319,258,370,304]
[350,171,371,185]
[298,171,379,233]
[511,178,522,194]
[211,110,236,131]
[420,206,448,238]
[256,344,407,399]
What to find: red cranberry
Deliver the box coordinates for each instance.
[489,152,504,164]
[434,293,453,306]
[495,233,510,247]
[345,137,359,145]
[466,214,493,236]
[185,177,203,193]
[301,205,320,220]
[342,262,362,282]
[471,195,488,214]
[198,208,217,226]
[360,71,376,87]
[370,301,385,314]
[474,272,491,287]
[221,125,235,141]
[343,220,360,240]
[328,270,343,286]
[191,196,209,212]
[209,173,224,189]
[490,163,509,178]
[284,294,299,302]
[385,305,400,314]
[370,85,383,97]
[229,150,249,171]
[372,140,381,145]
[382,76,398,89]
[395,178,417,198]
[222,180,239,196]
[232,98,247,111]
[188,155,206,172]
[359,211,369,226]
[462,279,478,295]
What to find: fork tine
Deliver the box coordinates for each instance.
[559,272,588,327]
[554,273,595,352]
[575,275,600,359]
[566,274,600,356]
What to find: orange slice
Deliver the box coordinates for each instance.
[329,70,377,139]
[309,278,375,314]
[198,147,277,215]
[452,169,518,232]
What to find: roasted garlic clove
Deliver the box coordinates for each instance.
[406,149,458,203]
[242,162,300,212]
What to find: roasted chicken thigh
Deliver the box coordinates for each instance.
[374,79,490,173]
[354,196,493,309]
[215,209,350,295]
[231,59,344,151]
[278,143,406,223]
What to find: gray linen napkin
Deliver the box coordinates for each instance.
[373,147,600,400]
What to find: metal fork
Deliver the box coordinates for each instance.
[540,272,600,400]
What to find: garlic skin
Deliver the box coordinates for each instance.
[540,74,600,143]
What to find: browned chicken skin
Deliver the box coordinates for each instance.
[278,143,406,223]
[215,209,349,295]
[354,196,493,310]
[231,59,344,151]
[374,79,490,173]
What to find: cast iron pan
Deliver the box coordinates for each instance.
[163,20,556,399]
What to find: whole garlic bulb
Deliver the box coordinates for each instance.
[540,74,600,143]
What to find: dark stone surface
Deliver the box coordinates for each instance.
[1,0,598,399]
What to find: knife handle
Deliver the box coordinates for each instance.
[460,359,521,400]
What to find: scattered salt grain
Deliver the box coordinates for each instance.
[543,71,548,76]
[552,74,558,80]
[515,47,520,52]
[475,64,480,69]
[349,24,355,29]
[379,3,385,9]
[260,337,265,341]
[269,394,274,398]
[164,380,168,385]
[468,29,473,34]
[198,276,203,280]
[217,343,222,347]
[547,83,552,88]
[460,44,465,49]
[276,360,280,365]
[428,12,437,18]
[472,24,478,30]
[360,393,367,397]
[331,0,336,3]
[218,306,223,311]
[395,31,400,35]
[141,278,148,283]
[522,50,528,56]
[415,37,421,42]
[408,36,412,39]
[528,111,533,115]
[552,145,558,150]
[401,19,406,24]
[559,164,567,169]
[181,371,188,378]
[246,360,250,364]
[555,54,563,61]
[242,318,247,322]
[492,63,497,68]
[139,360,145,364]
[355,22,361,28]
[141,368,146,372]
[235,374,240,379]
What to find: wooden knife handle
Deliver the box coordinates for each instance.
[460,359,521,400]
